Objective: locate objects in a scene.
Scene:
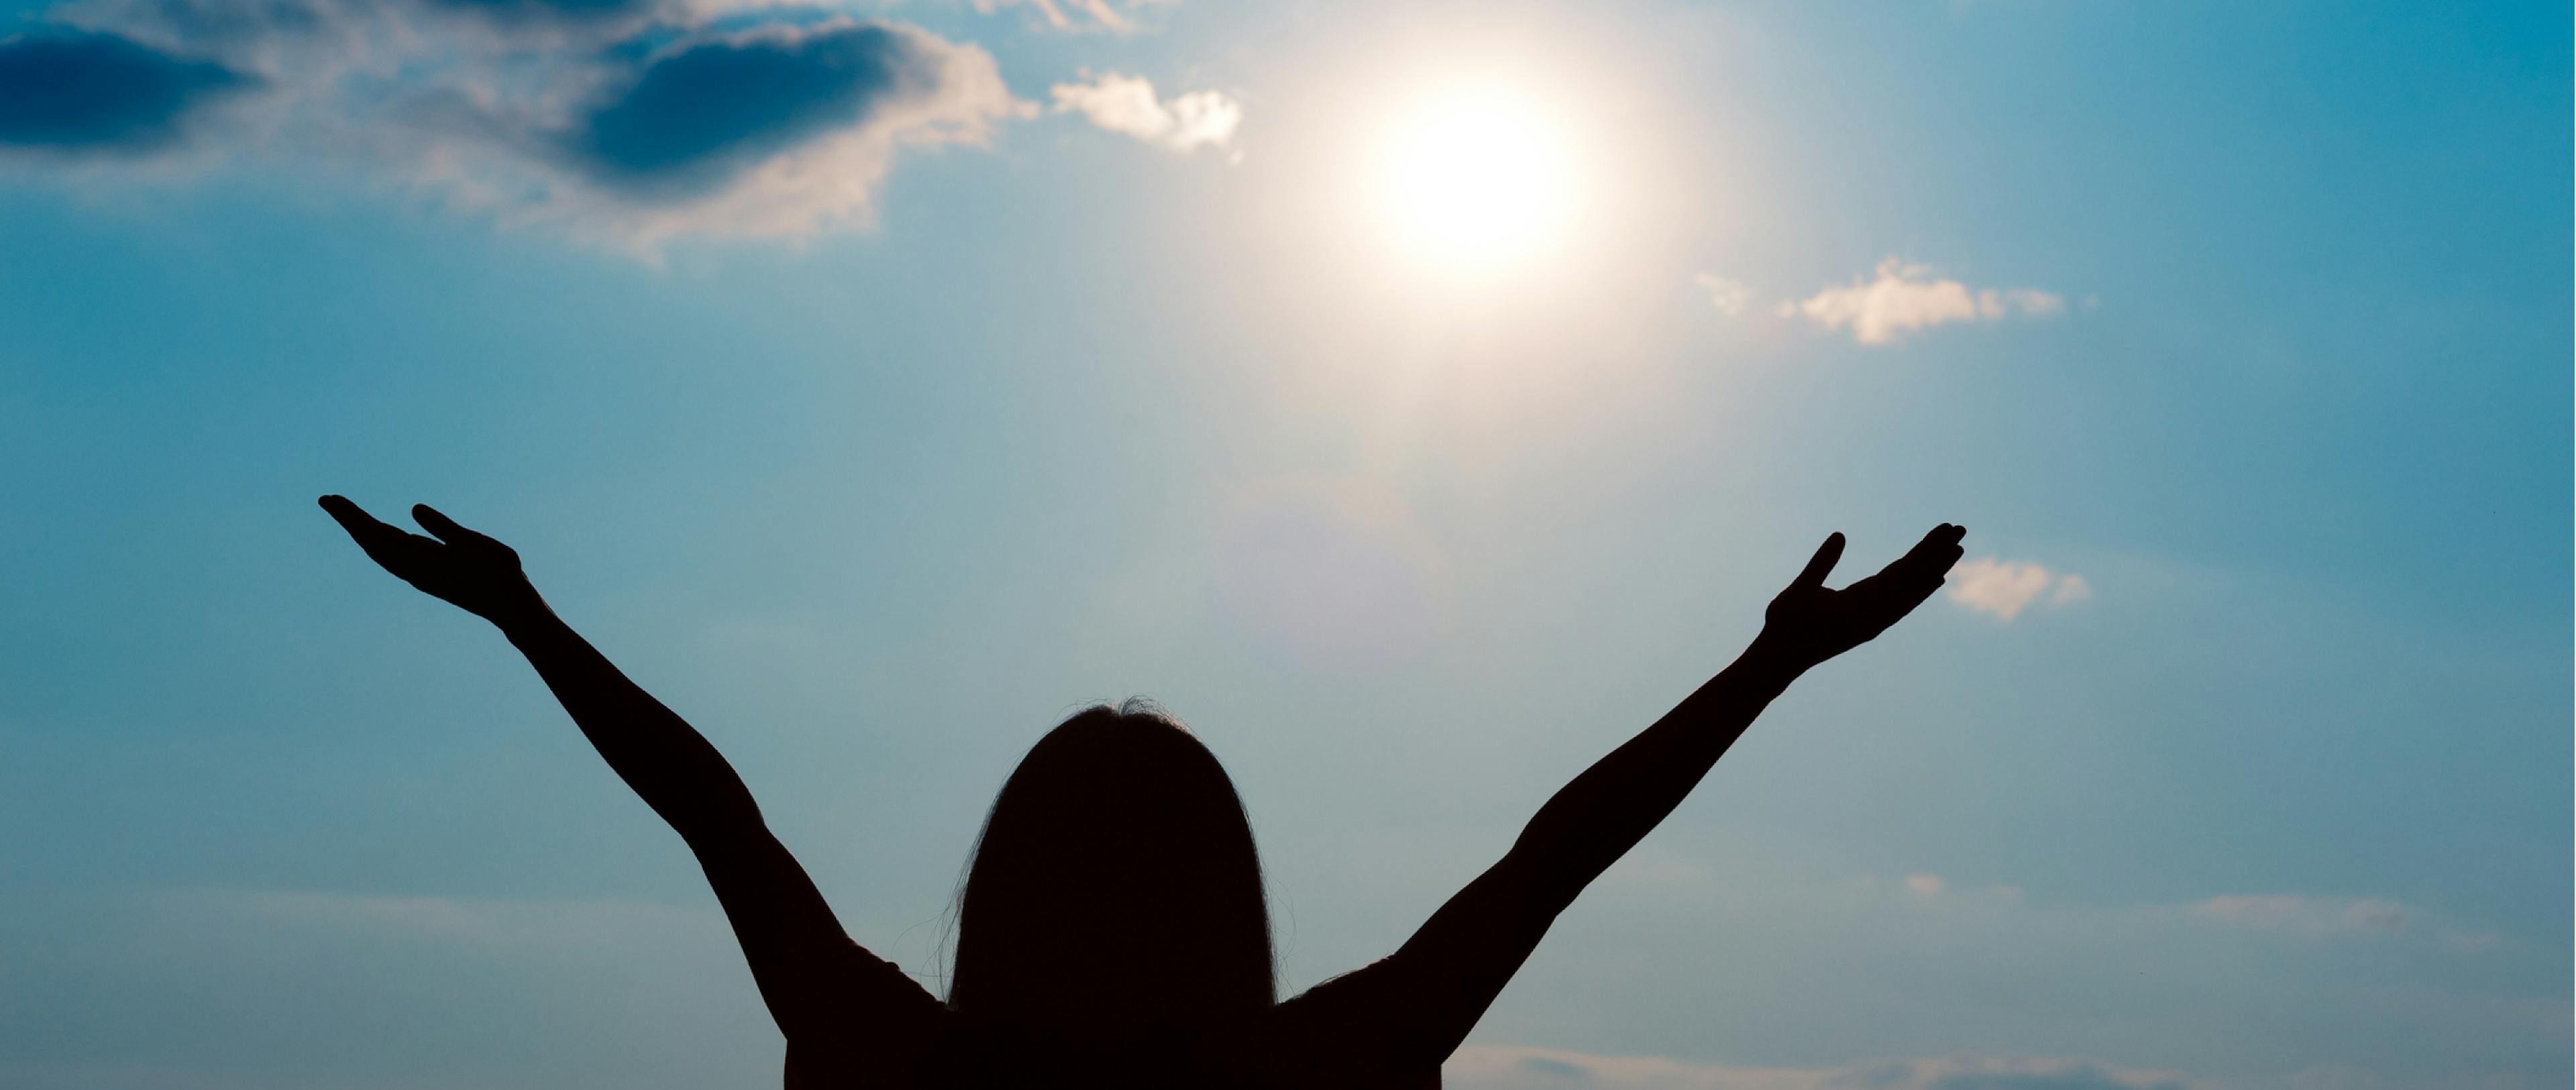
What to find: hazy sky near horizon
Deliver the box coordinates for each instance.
[0,2,2567,1089]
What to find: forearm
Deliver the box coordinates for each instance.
[1505,640,1803,906]
[320,496,894,1044]
[1349,529,1959,1063]
[499,609,764,842]
[502,611,883,1046]
[1362,640,1807,1060]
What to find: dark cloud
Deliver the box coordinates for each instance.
[0,5,1013,243]
[0,29,252,150]
[567,22,924,193]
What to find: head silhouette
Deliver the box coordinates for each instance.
[949,700,1273,1041]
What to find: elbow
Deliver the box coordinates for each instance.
[666,791,767,849]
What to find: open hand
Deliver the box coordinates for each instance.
[1753,524,1966,673]
[319,496,548,628]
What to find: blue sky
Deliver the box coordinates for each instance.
[0,2,2566,1089]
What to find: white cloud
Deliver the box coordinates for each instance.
[1050,70,1240,153]
[1893,873,2025,901]
[1949,557,2090,621]
[1781,258,2065,345]
[1695,273,1752,317]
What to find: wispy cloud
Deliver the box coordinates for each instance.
[1778,258,2063,345]
[1454,1045,2550,1090]
[1695,273,1752,318]
[1449,1046,2198,1090]
[971,0,1180,35]
[183,886,729,953]
[1051,70,1240,154]
[2171,891,2504,954]
[1876,872,2505,957]
[2186,895,2409,937]
[1949,556,2090,620]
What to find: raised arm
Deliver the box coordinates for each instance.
[319,496,930,1048]
[1291,525,1967,1067]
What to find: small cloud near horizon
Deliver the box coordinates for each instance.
[1949,557,2090,620]
[1051,70,1242,155]
[1779,257,2065,345]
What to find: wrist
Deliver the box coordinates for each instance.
[1735,634,1810,689]
[490,592,560,642]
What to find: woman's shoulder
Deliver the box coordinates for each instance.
[1267,964,1442,1089]
[783,950,957,1089]
[1271,957,1406,1036]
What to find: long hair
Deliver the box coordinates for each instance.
[949,700,1275,1040]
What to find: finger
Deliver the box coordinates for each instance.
[1900,523,1966,576]
[412,504,494,549]
[318,493,370,525]
[320,495,438,574]
[1903,523,1958,559]
[1791,532,1845,591]
[1874,529,1941,577]
[319,494,402,546]
[1882,578,1946,630]
[1928,523,1966,578]
[1868,548,1953,615]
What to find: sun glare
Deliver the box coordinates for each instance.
[1364,83,1585,279]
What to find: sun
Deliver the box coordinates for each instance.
[1362,81,1585,279]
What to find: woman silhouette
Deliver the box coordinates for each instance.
[320,495,1964,1089]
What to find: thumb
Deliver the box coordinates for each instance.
[412,504,502,552]
[1789,532,1845,592]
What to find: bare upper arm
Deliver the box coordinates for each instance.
[1282,853,1561,1071]
[690,824,945,1048]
